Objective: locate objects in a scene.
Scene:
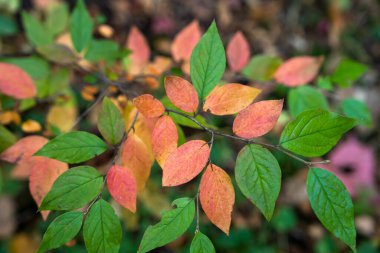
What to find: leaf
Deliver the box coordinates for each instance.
[233,99,283,138]
[98,97,126,145]
[133,94,165,118]
[171,20,201,62]
[288,86,329,117]
[190,21,226,100]
[106,165,137,213]
[85,39,120,64]
[70,0,93,52]
[37,212,83,253]
[0,63,36,99]
[307,168,356,251]
[203,83,261,115]
[340,98,372,127]
[121,133,154,191]
[45,2,69,36]
[242,54,282,81]
[39,166,103,210]
[227,31,250,72]
[37,44,77,64]
[235,144,281,220]
[190,232,216,253]
[331,59,367,88]
[29,158,68,219]
[2,56,50,80]
[21,11,53,46]
[200,164,235,234]
[0,125,16,153]
[164,76,199,113]
[21,119,42,133]
[34,131,108,163]
[126,26,150,75]
[163,140,210,186]
[84,199,122,253]
[280,109,356,157]
[274,56,323,87]
[138,198,195,253]
[151,115,178,168]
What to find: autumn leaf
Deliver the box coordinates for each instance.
[21,119,42,133]
[133,94,165,118]
[200,164,235,235]
[164,76,199,113]
[0,63,36,99]
[233,100,283,138]
[121,133,154,191]
[171,20,201,62]
[29,158,68,220]
[107,165,137,213]
[203,83,261,115]
[126,26,150,75]
[163,140,210,186]
[151,115,178,168]
[274,56,323,86]
[226,31,250,72]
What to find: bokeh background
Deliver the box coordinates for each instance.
[0,0,380,252]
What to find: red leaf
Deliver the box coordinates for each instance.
[0,63,36,99]
[126,26,151,74]
[121,133,154,191]
[163,140,210,186]
[226,31,250,72]
[164,76,199,113]
[274,56,323,86]
[133,94,165,118]
[29,158,68,220]
[200,164,235,235]
[171,20,201,62]
[203,83,261,115]
[107,165,137,213]
[152,115,178,168]
[233,100,283,138]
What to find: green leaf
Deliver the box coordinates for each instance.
[0,125,16,153]
[21,11,53,46]
[1,56,50,80]
[0,15,18,36]
[340,98,372,127]
[280,109,356,157]
[138,198,195,253]
[98,97,125,145]
[288,86,329,117]
[40,166,103,210]
[331,59,367,88]
[242,55,282,81]
[37,211,83,253]
[37,43,77,64]
[85,39,120,64]
[317,76,333,91]
[190,232,215,253]
[307,168,356,251]
[190,21,226,101]
[34,131,108,163]
[45,2,69,36]
[84,199,122,253]
[235,144,281,220]
[70,0,93,52]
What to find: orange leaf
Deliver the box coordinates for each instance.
[203,83,261,115]
[21,119,42,133]
[152,115,178,168]
[121,133,154,191]
[233,100,283,138]
[0,136,49,179]
[133,94,165,118]
[126,26,150,75]
[171,20,201,62]
[0,63,36,99]
[107,165,137,213]
[200,164,235,235]
[29,157,68,220]
[227,31,250,72]
[164,76,199,113]
[162,140,210,186]
[274,56,323,86]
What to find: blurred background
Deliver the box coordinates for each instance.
[0,0,380,252]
